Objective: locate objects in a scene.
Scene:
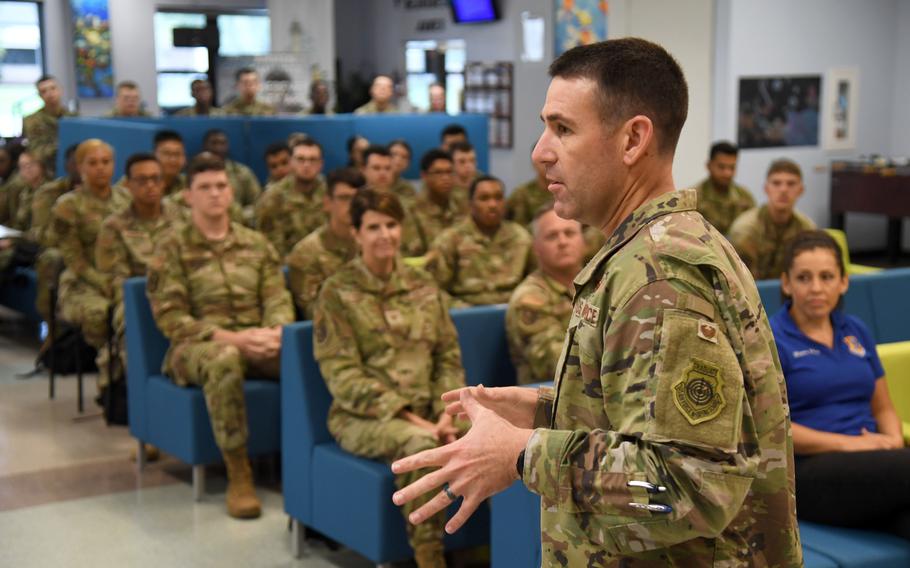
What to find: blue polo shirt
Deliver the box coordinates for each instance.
[770,303,883,436]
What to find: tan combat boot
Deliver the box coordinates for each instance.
[222,446,261,519]
[414,542,447,568]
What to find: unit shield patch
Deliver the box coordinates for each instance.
[672,357,726,425]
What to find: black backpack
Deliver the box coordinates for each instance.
[38,324,98,375]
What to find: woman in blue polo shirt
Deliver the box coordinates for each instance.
[770,230,910,539]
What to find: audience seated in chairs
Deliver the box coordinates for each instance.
[770,230,910,540]
[146,152,294,519]
[313,188,467,568]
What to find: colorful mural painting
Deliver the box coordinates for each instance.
[555,0,608,56]
[71,0,113,98]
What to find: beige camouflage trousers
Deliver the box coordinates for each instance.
[34,248,62,323]
[95,302,125,389]
[330,415,451,552]
[58,273,110,349]
[166,341,279,451]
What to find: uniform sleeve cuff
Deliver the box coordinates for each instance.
[533,387,555,428]
[377,392,411,422]
[522,428,572,504]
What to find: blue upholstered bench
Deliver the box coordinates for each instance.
[123,277,281,499]
[281,305,517,563]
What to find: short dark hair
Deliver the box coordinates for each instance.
[767,158,802,180]
[190,78,208,89]
[363,144,391,165]
[420,148,453,172]
[187,152,226,186]
[291,138,323,155]
[154,130,183,148]
[264,142,290,159]
[125,153,160,179]
[326,167,366,197]
[469,174,503,199]
[346,135,368,153]
[235,67,257,82]
[781,230,845,306]
[449,141,475,155]
[35,75,56,88]
[388,139,412,156]
[709,141,738,160]
[350,187,405,230]
[440,124,467,141]
[116,80,139,92]
[549,38,688,155]
[203,128,227,144]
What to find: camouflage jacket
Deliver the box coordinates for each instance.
[426,218,531,306]
[223,98,276,116]
[523,189,801,566]
[161,190,244,225]
[286,224,358,319]
[52,185,132,291]
[728,205,816,281]
[95,205,178,305]
[173,106,226,117]
[313,256,465,428]
[254,175,327,258]
[147,221,293,346]
[401,193,467,257]
[391,178,417,205]
[22,106,76,175]
[505,270,573,385]
[104,109,152,118]
[226,159,263,211]
[0,177,38,231]
[507,178,551,229]
[29,176,77,246]
[353,100,400,115]
[695,178,755,235]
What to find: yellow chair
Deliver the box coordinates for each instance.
[824,228,880,275]
[879,341,910,443]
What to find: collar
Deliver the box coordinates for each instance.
[320,224,357,255]
[538,270,573,299]
[349,255,410,295]
[186,220,238,250]
[777,300,848,338]
[758,205,797,229]
[575,189,696,287]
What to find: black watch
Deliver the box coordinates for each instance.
[516,449,526,480]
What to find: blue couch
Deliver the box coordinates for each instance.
[281,304,517,563]
[756,267,910,344]
[123,277,281,499]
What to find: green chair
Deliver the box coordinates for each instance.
[878,341,910,443]
[824,228,880,275]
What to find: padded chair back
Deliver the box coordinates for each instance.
[450,305,517,388]
[755,279,783,317]
[841,275,878,342]
[123,277,169,440]
[858,268,910,344]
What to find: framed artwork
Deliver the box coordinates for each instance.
[71,0,114,98]
[737,75,821,149]
[822,68,858,151]
[555,0,608,56]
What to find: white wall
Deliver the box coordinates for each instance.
[713,0,901,250]
[609,0,715,189]
[42,0,268,117]
[268,0,335,83]
[892,0,910,157]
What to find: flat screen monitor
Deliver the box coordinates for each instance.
[450,0,500,24]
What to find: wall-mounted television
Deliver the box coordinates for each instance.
[450,0,500,24]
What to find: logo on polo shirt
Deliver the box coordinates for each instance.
[843,335,867,357]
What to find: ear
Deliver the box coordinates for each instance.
[839,272,850,296]
[322,195,331,213]
[780,272,792,297]
[621,115,655,166]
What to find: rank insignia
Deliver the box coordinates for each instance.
[672,358,725,425]
[843,335,866,357]
[697,320,718,344]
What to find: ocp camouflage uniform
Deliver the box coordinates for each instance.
[352,100,399,115]
[254,175,327,258]
[223,98,276,116]
[226,159,263,224]
[695,178,755,235]
[505,270,572,385]
[0,177,31,228]
[583,225,606,263]
[173,106,226,117]
[425,217,531,307]
[104,109,152,118]
[286,224,357,319]
[22,106,76,175]
[390,178,417,205]
[400,193,466,257]
[507,178,551,228]
[523,189,801,566]
[52,186,132,348]
[31,176,77,321]
[94,205,178,387]
[161,191,244,225]
[313,256,466,553]
[728,205,816,280]
[147,222,294,451]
